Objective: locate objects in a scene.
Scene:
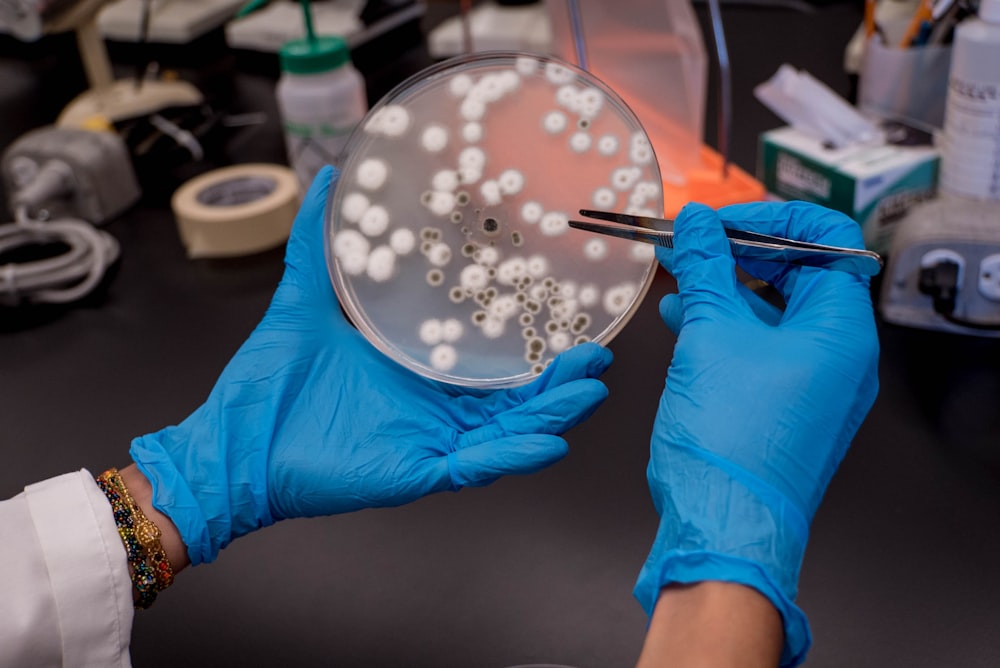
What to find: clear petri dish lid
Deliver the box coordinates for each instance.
[326,51,663,388]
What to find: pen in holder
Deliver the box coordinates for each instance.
[858,19,952,134]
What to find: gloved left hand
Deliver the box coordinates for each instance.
[131,166,613,565]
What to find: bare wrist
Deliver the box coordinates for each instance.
[119,463,191,573]
[637,582,783,668]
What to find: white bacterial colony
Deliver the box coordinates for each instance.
[333,229,369,276]
[389,228,416,255]
[341,192,369,223]
[359,205,389,236]
[357,158,389,190]
[543,111,567,134]
[331,54,662,384]
[364,105,410,137]
[498,169,524,195]
[366,245,396,282]
[591,187,615,209]
[569,132,591,153]
[432,169,459,192]
[421,125,448,153]
[462,122,483,143]
[584,238,607,261]
[539,212,569,237]
[629,242,656,263]
[597,135,619,156]
[521,201,543,224]
[430,344,457,371]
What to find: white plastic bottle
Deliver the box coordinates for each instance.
[939,0,1000,200]
[276,34,368,189]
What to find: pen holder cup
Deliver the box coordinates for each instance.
[859,39,952,133]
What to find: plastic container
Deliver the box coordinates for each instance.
[939,0,1000,200]
[325,51,663,388]
[277,33,367,189]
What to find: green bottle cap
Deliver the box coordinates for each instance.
[279,35,350,75]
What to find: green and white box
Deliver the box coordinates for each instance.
[758,126,940,254]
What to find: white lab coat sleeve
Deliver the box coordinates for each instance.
[0,469,134,667]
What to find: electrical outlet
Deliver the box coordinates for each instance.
[978,254,1000,302]
[921,248,965,285]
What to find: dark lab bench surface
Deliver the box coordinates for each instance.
[3,3,1000,666]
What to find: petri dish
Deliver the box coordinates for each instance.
[326,51,663,388]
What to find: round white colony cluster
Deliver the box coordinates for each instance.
[583,238,607,261]
[431,169,459,192]
[363,104,411,137]
[389,228,415,255]
[341,192,369,223]
[539,212,569,237]
[333,229,369,276]
[356,158,389,191]
[366,245,396,282]
[611,166,642,191]
[450,69,522,124]
[358,204,389,236]
[520,201,543,224]
[592,187,615,209]
[421,125,448,153]
[603,282,638,316]
[569,132,591,153]
[597,134,619,156]
[515,55,538,76]
[462,122,483,143]
[629,131,654,164]
[542,111,567,135]
[498,169,524,195]
[544,62,575,85]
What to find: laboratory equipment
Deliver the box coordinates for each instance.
[226,0,425,53]
[227,0,364,51]
[0,126,134,304]
[97,0,245,42]
[276,1,367,188]
[426,0,552,58]
[545,0,764,213]
[881,195,1000,337]
[326,51,663,388]
[0,0,204,126]
[2,126,140,224]
[569,209,884,276]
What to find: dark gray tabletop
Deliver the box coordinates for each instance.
[3,3,1000,666]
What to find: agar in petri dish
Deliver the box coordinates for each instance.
[326,51,663,388]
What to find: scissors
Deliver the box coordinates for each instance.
[569,209,883,277]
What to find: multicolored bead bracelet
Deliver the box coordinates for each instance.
[96,468,175,609]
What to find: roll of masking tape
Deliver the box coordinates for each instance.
[171,163,300,258]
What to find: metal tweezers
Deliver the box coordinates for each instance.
[569,209,884,276]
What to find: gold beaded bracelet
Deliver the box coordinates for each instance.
[96,468,175,609]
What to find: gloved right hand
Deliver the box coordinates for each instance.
[634,201,880,667]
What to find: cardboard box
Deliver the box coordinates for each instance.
[758,126,940,253]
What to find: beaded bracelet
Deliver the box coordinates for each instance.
[96,468,175,609]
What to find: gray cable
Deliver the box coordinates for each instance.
[0,173,121,305]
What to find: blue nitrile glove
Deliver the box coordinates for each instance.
[131,166,612,565]
[633,201,879,667]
